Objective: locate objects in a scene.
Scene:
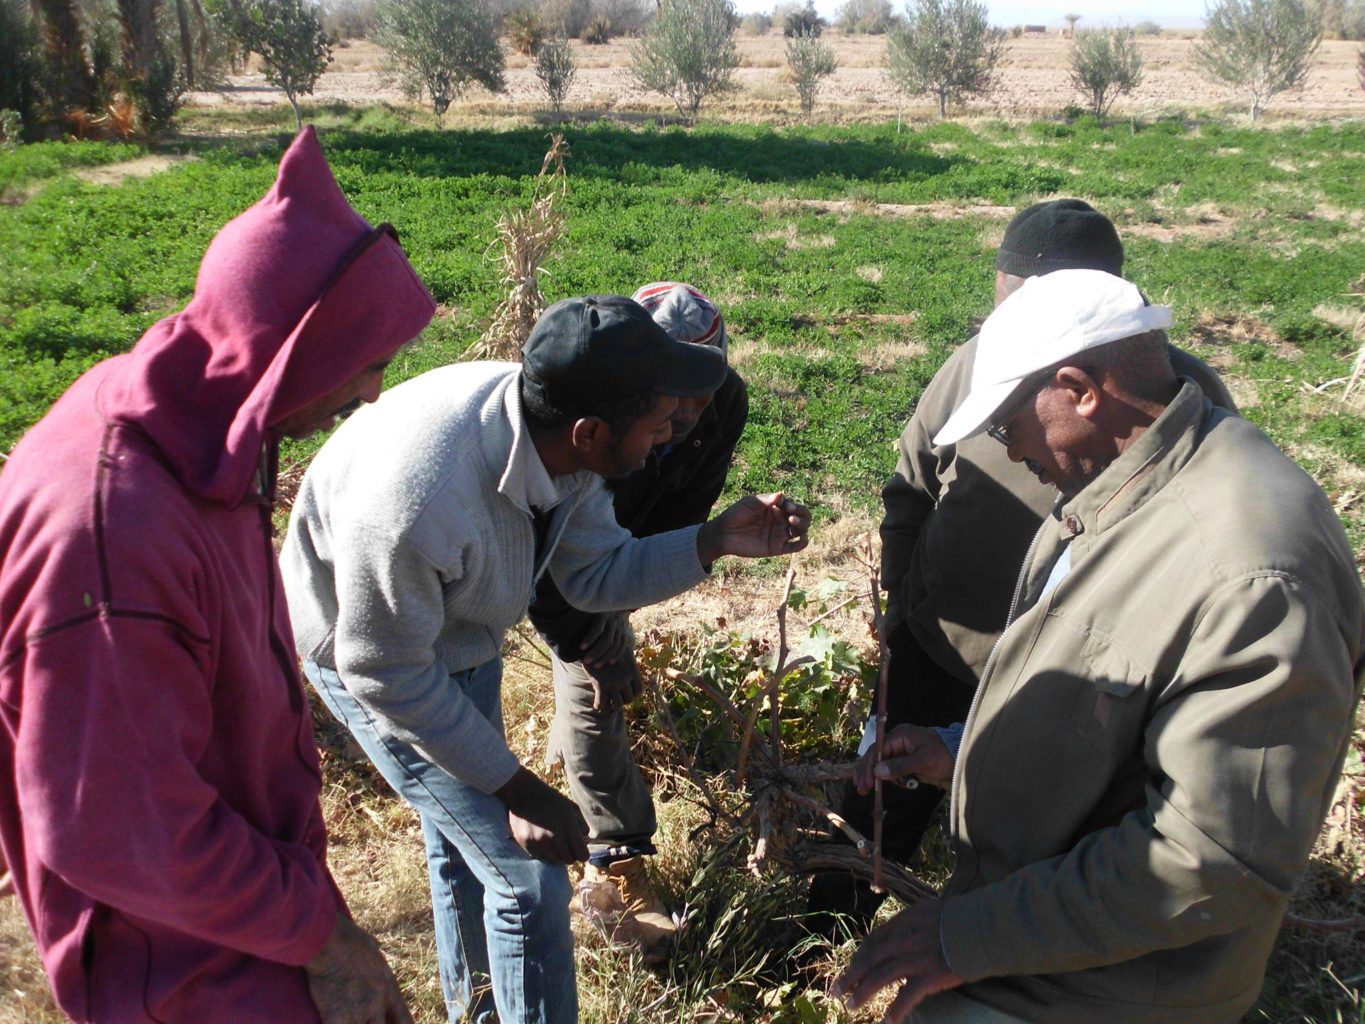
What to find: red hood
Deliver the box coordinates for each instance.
[95,126,437,507]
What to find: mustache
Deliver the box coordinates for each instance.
[336,397,364,419]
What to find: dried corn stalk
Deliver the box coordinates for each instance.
[1335,276,1365,400]
[472,134,570,361]
[1343,307,1365,400]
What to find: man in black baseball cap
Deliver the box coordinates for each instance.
[522,294,727,411]
[282,293,807,1024]
[806,199,1237,937]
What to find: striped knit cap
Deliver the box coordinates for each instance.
[631,281,728,358]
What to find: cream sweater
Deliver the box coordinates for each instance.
[282,363,707,792]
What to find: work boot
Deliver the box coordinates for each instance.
[583,856,677,962]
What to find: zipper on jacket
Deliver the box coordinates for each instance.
[948,515,1049,845]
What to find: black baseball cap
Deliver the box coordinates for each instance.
[996,199,1124,278]
[521,295,727,411]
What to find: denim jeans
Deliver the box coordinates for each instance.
[305,658,576,1024]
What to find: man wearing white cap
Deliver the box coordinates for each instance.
[835,270,1365,1023]
[528,282,747,961]
[810,199,1236,931]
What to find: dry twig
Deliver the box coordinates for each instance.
[862,532,892,893]
[1341,286,1365,399]
[649,559,936,906]
[1282,913,1365,933]
[769,567,798,763]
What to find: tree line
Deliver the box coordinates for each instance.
[1,0,1359,145]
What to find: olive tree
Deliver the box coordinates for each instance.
[1195,0,1322,119]
[886,0,1005,118]
[225,0,332,131]
[785,28,836,113]
[374,0,504,115]
[534,35,576,115]
[1069,26,1143,117]
[630,0,739,122]
[835,0,898,34]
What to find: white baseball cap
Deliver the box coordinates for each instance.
[933,269,1173,446]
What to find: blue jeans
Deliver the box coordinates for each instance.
[305,658,577,1024]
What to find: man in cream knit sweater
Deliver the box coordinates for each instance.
[281,295,809,1024]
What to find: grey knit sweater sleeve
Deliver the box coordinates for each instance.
[327,518,521,794]
[548,479,709,613]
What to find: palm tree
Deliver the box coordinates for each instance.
[116,0,170,91]
[30,0,97,111]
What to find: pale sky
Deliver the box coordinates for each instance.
[735,0,1206,28]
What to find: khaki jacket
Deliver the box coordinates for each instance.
[882,337,1235,685]
[939,383,1365,1023]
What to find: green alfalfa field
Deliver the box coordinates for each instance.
[1,108,1362,1022]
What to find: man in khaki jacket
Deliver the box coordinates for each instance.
[836,270,1365,1024]
[810,200,1235,927]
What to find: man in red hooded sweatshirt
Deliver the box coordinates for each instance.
[0,127,436,1023]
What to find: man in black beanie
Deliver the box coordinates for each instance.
[807,198,1236,932]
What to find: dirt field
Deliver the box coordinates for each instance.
[187,31,1365,121]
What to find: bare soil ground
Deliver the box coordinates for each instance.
[186,32,1365,122]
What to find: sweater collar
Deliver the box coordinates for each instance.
[1053,380,1208,544]
[497,369,577,514]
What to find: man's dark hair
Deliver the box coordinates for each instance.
[520,372,663,440]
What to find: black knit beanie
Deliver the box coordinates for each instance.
[995,199,1124,278]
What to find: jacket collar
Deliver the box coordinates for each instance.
[1054,379,1208,546]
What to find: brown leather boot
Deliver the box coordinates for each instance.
[583,856,677,963]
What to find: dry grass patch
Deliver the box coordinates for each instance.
[854,338,929,373]
[1314,304,1364,335]
[633,509,879,651]
[0,901,62,1023]
[1190,312,1300,360]
[1122,218,1238,242]
[725,340,781,370]
[1122,202,1240,242]
[1286,443,1365,493]
[754,223,835,249]
[1221,372,1262,409]
[1312,205,1365,228]
[758,198,1017,223]
[74,153,197,185]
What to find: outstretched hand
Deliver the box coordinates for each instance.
[833,899,964,1023]
[697,492,811,564]
[854,723,954,795]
